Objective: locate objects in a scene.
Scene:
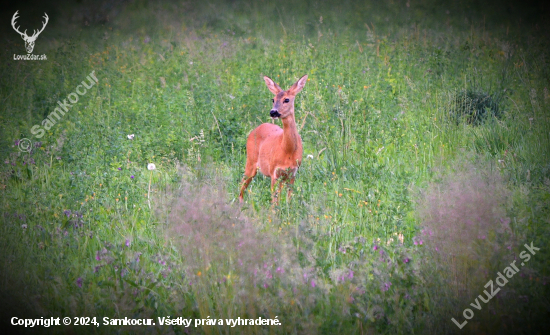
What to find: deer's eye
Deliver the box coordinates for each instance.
[284,98,290,103]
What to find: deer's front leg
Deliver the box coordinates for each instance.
[287,177,296,202]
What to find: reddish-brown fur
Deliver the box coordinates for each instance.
[239,74,308,204]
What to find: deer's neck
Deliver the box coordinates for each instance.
[281,112,300,153]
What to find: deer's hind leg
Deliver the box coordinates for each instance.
[239,132,261,202]
[239,160,258,202]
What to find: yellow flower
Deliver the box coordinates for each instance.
[197,271,202,277]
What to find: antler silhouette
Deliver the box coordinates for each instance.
[11,10,26,37]
[11,11,49,53]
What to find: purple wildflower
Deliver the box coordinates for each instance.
[130,175,134,179]
[76,277,83,288]
[125,239,130,247]
[311,280,316,288]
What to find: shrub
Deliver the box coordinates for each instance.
[449,90,502,125]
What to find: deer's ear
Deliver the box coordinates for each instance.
[264,76,282,95]
[288,75,308,95]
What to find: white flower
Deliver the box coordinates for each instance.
[127,134,135,140]
[306,154,314,159]
[22,224,27,229]
[147,163,156,170]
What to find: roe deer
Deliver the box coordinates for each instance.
[239,74,308,204]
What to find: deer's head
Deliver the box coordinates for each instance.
[12,11,49,54]
[264,75,308,120]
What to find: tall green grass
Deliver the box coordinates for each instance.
[1,0,549,333]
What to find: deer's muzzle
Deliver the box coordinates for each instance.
[270,110,281,118]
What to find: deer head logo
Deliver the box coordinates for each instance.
[11,10,49,54]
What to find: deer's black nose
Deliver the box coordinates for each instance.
[270,110,281,118]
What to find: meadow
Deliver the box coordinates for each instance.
[1,0,549,333]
